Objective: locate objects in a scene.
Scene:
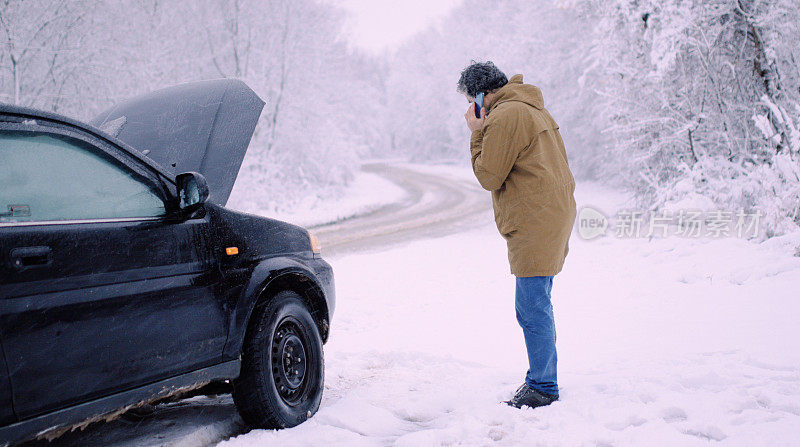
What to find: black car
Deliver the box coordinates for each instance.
[0,79,335,445]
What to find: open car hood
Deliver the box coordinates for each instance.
[90,79,264,206]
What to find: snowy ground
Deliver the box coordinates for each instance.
[218,168,800,446]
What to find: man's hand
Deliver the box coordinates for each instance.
[464,102,486,132]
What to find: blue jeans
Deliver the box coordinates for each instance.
[515,276,558,396]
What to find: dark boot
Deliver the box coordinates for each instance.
[505,384,558,409]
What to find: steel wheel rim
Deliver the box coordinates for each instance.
[271,317,310,405]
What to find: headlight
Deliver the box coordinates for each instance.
[308,231,322,255]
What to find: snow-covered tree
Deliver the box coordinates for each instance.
[384,0,600,176]
[0,0,388,214]
[383,0,799,235]
[0,0,100,111]
[582,0,800,235]
[3,0,797,234]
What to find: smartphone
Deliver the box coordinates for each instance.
[474,92,485,118]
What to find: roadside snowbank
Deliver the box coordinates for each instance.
[220,177,800,446]
[227,167,407,228]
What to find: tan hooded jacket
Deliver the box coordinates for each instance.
[470,74,576,276]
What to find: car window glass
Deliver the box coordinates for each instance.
[0,130,165,223]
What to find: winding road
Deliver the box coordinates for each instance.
[27,163,492,447]
[312,163,491,256]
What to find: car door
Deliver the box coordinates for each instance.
[0,121,227,419]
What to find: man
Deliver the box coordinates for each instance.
[459,61,576,409]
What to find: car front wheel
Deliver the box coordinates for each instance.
[233,290,324,429]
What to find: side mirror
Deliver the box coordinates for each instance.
[176,171,209,213]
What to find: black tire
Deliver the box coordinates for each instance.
[233,290,324,429]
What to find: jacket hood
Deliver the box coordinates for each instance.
[90,79,264,206]
[488,74,544,111]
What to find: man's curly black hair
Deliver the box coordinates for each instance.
[457,61,508,98]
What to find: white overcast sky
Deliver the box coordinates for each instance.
[331,0,464,54]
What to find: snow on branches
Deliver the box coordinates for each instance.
[583,0,800,236]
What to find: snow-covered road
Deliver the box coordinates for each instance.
[38,163,800,446]
[309,163,492,256]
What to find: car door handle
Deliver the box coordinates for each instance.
[10,246,52,270]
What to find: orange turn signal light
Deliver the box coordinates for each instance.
[225,247,239,256]
[309,232,322,254]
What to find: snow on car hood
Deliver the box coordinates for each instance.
[90,79,264,206]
